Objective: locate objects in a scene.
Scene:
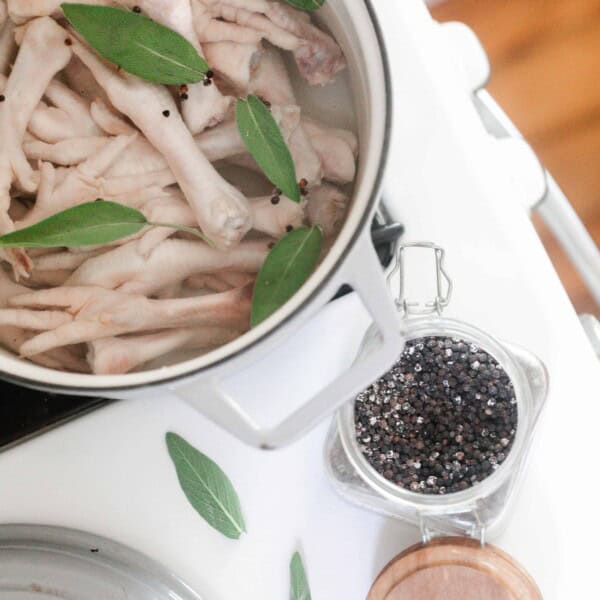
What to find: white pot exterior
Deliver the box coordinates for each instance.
[0,1,404,448]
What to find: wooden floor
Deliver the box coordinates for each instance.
[430,0,600,314]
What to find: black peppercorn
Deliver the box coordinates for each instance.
[354,336,518,495]
[162,110,170,117]
[203,70,215,86]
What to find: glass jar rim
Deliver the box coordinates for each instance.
[338,317,535,515]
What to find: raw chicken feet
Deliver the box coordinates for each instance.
[71,38,252,249]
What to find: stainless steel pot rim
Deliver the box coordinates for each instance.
[0,0,394,394]
[0,523,203,599]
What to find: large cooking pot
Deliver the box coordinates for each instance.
[0,0,403,449]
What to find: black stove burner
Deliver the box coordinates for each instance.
[0,213,403,453]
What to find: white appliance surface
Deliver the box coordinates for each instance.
[0,2,598,599]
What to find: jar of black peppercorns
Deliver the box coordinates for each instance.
[325,243,549,542]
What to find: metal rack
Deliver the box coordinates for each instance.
[473,90,600,308]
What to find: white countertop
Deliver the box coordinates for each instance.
[0,1,598,598]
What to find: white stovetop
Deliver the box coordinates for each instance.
[0,1,598,599]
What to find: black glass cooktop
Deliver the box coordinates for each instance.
[0,212,403,453]
[0,383,109,452]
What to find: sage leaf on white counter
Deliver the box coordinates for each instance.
[0,201,210,248]
[62,3,209,84]
[166,432,246,540]
[284,0,325,11]
[236,95,301,203]
[290,551,312,600]
[251,226,322,327]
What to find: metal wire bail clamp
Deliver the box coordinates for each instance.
[387,242,453,316]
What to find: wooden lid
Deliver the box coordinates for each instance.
[367,537,542,600]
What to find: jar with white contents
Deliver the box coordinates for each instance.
[325,243,548,599]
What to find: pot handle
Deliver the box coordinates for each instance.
[172,232,403,449]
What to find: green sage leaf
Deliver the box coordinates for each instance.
[0,201,147,248]
[236,95,300,203]
[166,432,246,540]
[251,226,322,327]
[290,552,312,600]
[284,0,325,11]
[62,4,209,84]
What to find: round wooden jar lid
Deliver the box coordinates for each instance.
[367,537,542,600]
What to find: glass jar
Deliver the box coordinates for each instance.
[325,243,548,540]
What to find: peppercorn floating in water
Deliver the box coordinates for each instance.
[354,336,518,495]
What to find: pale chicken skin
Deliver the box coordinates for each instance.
[0,1,357,374]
